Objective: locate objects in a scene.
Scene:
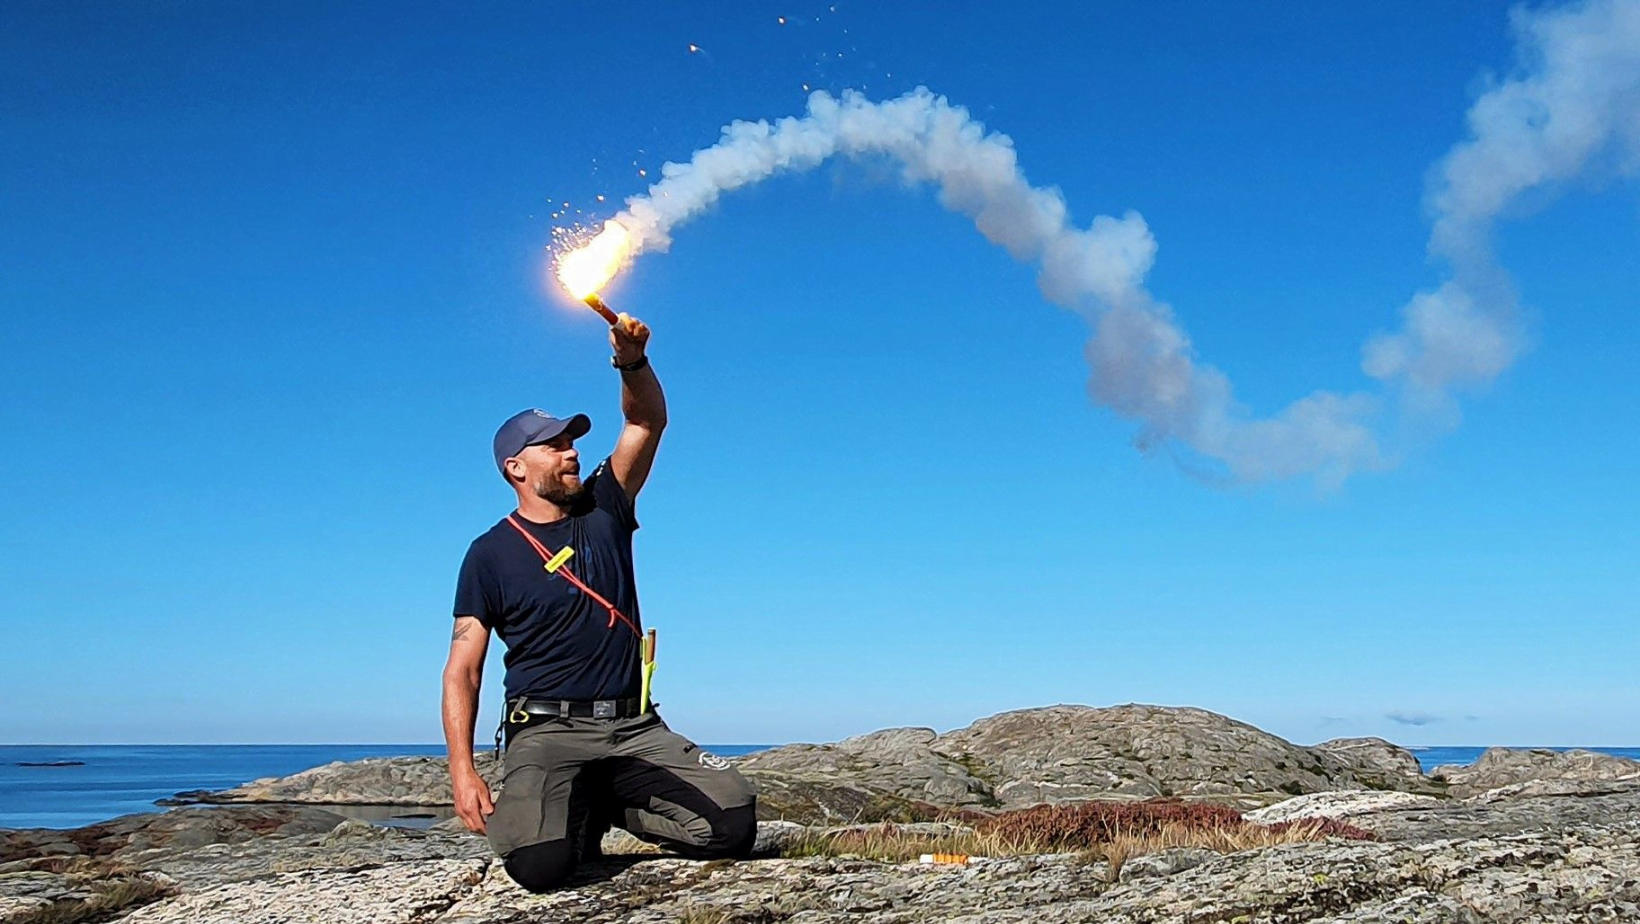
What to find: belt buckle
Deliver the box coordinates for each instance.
[592,700,616,719]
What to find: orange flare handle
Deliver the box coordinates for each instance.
[583,294,621,326]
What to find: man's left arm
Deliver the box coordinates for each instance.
[609,313,666,500]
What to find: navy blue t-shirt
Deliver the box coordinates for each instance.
[453,458,643,701]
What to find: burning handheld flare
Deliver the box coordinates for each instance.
[583,293,620,326]
[555,219,635,326]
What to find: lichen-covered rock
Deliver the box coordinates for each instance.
[935,704,1370,808]
[164,756,504,807]
[0,870,82,919]
[5,788,1640,923]
[135,818,494,891]
[162,706,1445,825]
[0,868,177,922]
[0,806,347,865]
[109,818,1640,924]
[743,705,1445,823]
[1115,847,1218,882]
[117,858,487,924]
[739,726,995,823]
[1357,788,1640,842]
[1313,736,1439,793]
[1246,790,1444,825]
[1432,747,1640,799]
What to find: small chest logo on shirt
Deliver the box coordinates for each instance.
[698,751,732,771]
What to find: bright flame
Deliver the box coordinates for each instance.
[556,220,633,299]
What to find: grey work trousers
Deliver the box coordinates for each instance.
[487,710,758,892]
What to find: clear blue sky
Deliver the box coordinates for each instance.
[2,1,1635,748]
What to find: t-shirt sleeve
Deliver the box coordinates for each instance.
[590,456,639,533]
[452,540,502,629]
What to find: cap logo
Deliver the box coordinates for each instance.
[532,409,550,419]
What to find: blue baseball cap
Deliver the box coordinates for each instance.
[492,409,591,473]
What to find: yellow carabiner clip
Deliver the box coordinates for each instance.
[507,700,530,724]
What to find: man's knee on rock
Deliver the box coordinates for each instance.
[708,804,758,859]
[503,839,575,893]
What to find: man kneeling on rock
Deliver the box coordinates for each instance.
[440,312,757,893]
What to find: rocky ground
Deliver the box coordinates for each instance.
[5,704,1640,923]
[166,705,1451,821]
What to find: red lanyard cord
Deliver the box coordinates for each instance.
[504,515,641,638]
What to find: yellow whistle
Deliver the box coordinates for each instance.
[544,547,574,573]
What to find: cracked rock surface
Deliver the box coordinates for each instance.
[1432,748,1640,800]
[9,707,1640,922]
[9,813,1621,923]
[5,793,1640,922]
[163,706,1445,822]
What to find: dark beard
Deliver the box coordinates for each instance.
[534,478,586,507]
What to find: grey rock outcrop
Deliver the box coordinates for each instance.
[0,806,348,865]
[162,705,1455,825]
[9,707,1640,923]
[934,704,1368,808]
[159,712,1640,835]
[736,726,996,822]
[120,858,488,924]
[1245,790,1444,825]
[42,808,1635,924]
[165,756,504,807]
[0,868,177,921]
[1358,788,1640,842]
[1313,736,1436,792]
[1432,747,1640,799]
[744,704,1433,821]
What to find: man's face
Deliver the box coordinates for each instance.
[508,433,583,505]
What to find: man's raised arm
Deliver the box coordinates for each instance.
[609,313,666,500]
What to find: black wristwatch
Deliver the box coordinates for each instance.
[612,354,650,373]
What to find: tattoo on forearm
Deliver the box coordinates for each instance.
[452,621,473,642]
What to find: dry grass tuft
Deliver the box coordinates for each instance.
[782,798,1375,865]
[19,856,139,881]
[1264,817,1376,841]
[9,875,176,924]
[673,906,736,924]
[979,799,1247,849]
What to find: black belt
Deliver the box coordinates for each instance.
[506,696,646,721]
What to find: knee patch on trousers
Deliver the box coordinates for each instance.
[711,803,758,859]
[503,839,575,893]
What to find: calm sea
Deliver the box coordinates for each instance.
[5,744,1639,830]
[0,744,768,830]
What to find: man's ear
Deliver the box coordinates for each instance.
[504,457,526,484]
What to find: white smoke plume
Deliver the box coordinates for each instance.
[593,0,1638,484]
[604,88,1382,484]
[1364,0,1640,401]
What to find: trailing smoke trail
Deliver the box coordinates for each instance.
[595,88,1382,485]
[581,0,1639,485]
[1364,0,1640,409]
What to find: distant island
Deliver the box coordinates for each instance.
[13,760,85,768]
